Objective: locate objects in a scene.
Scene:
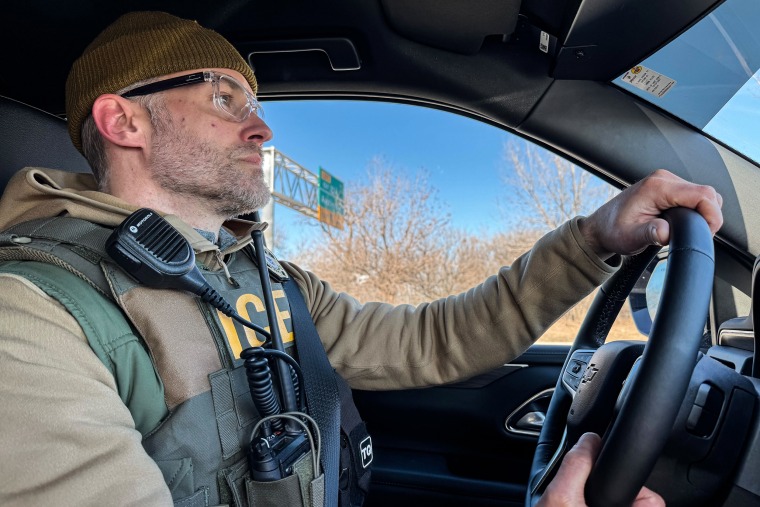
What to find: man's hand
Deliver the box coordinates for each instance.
[537,433,664,507]
[579,169,723,259]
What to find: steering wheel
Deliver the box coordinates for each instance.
[525,208,715,507]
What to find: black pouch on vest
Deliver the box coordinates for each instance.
[336,376,372,507]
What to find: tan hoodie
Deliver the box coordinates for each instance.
[0,167,617,505]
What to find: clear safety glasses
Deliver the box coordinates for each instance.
[121,70,263,122]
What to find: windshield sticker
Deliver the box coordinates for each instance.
[621,65,676,98]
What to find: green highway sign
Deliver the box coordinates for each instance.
[318,167,345,229]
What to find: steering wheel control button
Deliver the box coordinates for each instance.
[563,371,581,391]
[686,403,719,437]
[694,383,724,411]
[686,383,725,437]
[562,352,596,394]
[686,405,703,431]
[567,360,586,378]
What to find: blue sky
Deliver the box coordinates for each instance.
[261,100,515,245]
[705,67,760,163]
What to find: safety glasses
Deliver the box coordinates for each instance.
[121,70,262,122]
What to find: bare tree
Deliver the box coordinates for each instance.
[295,158,455,305]
[502,140,617,232]
[293,158,543,305]
[501,140,629,325]
[446,228,542,293]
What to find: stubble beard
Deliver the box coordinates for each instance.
[148,112,271,219]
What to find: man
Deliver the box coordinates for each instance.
[0,11,720,507]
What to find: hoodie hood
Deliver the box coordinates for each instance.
[0,167,135,230]
[0,167,263,266]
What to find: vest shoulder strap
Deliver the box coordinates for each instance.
[0,216,115,300]
[0,260,168,436]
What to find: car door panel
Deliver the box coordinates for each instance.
[354,344,570,507]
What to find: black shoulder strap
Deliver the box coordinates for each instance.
[283,278,341,507]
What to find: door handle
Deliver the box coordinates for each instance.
[505,388,553,437]
[514,411,545,431]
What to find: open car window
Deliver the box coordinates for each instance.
[261,99,642,344]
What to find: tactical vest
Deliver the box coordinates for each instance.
[0,216,371,507]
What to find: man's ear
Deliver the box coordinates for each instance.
[91,94,150,149]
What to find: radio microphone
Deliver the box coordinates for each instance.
[108,209,311,482]
[105,208,271,341]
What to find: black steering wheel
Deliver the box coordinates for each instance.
[525,208,715,507]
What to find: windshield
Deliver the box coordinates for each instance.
[613,0,760,164]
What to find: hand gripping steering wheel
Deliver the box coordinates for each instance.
[525,208,715,507]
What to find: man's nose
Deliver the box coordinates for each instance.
[242,115,273,144]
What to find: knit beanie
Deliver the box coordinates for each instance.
[65,11,257,152]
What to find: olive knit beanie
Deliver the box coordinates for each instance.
[65,11,257,152]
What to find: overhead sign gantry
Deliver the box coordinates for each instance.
[260,147,345,245]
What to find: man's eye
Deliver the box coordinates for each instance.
[219,93,234,107]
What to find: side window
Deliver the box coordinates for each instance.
[262,100,643,344]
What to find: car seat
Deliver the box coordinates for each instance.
[0,96,91,195]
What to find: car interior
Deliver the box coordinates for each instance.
[2,0,760,506]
